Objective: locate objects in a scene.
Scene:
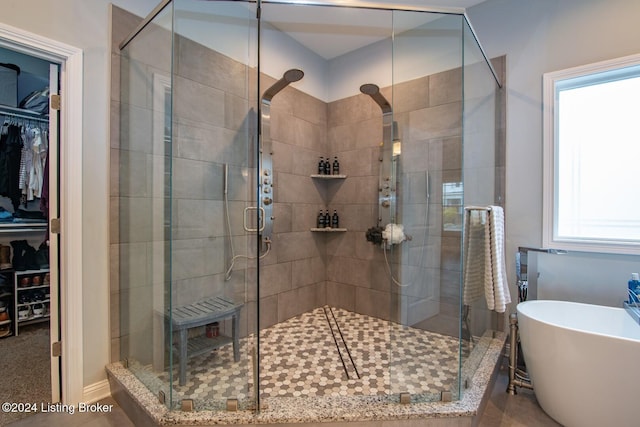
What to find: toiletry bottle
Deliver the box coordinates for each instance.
[317,210,325,228]
[332,156,340,175]
[324,210,331,228]
[629,273,640,303]
[332,210,339,228]
[318,157,325,175]
[324,157,331,175]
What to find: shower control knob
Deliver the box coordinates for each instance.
[382,200,390,208]
[264,187,271,193]
[263,197,273,205]
[264,178,271,185]
[264,170,270,176]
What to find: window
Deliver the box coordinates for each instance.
[543,54,640,254]
[442,181,463,232]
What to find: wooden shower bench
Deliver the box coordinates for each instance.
[166,296,243,386]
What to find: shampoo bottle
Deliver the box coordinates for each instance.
[317,210,325,228]
[331,210,339,228]
[332,156,340,175]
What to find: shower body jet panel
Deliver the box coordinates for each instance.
[360,84,394,227]
[258,100,273,252]
[379,113,395,227]
[259,69,304,250]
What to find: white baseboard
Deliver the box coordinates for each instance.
[83,379,111,403]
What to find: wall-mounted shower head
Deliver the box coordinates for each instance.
[283,68,304,83]
[262,68,304,103]
[360,83,392,114]
[359,83,380,95]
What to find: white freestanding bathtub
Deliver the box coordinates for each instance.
[517,300,640,427]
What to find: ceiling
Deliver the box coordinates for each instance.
[262,0,489,60]
[116,0,489,60]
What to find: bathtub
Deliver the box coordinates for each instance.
[517,300,640,427]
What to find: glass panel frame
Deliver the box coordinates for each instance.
[390,10,465,403]
[460,15,505,399]
[118,0,175,408]
[117,0,502,413]
[169,0,259,411]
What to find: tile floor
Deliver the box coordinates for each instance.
[478,358,561,427]
[131,306,466,410]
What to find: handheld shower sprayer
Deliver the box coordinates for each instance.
[224,163,228,196]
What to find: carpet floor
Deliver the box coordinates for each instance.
[0,323,51,426]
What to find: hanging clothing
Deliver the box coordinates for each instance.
[40,148,49,218]
[18,125,34,200]
[29,127,47,199]
[0,124,24,210]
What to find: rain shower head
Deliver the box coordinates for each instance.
[360,83,392,114]
[359,83,380,95]
[283,68,304,83]
[262,68,304,103]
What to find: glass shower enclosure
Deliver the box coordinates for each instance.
[117,0,503,413]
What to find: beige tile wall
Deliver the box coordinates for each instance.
[324,70,463,325]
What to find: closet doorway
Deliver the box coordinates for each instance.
[0,24,84,413]
[0,45,61,419]
[0,23,87,423]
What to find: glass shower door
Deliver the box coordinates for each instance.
[119,0,260,411]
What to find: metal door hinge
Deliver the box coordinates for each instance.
[50,218,60,234]
[50,94,61,110]
[52,341,62,357]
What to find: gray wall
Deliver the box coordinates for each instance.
[467,0,640,308]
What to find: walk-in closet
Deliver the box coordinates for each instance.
[0,46,57,425]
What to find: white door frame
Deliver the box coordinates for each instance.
[0,23,83,405]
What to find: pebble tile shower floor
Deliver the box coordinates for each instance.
[130,307,465,410]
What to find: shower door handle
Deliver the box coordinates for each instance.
[243,206,266,232]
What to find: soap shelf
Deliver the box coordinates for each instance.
[310,174,347,179]
[310,228,347,232]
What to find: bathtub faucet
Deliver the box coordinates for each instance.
[507,313,533,395]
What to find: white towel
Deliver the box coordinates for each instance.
[484,206,511,313]
[463,209,486,306]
